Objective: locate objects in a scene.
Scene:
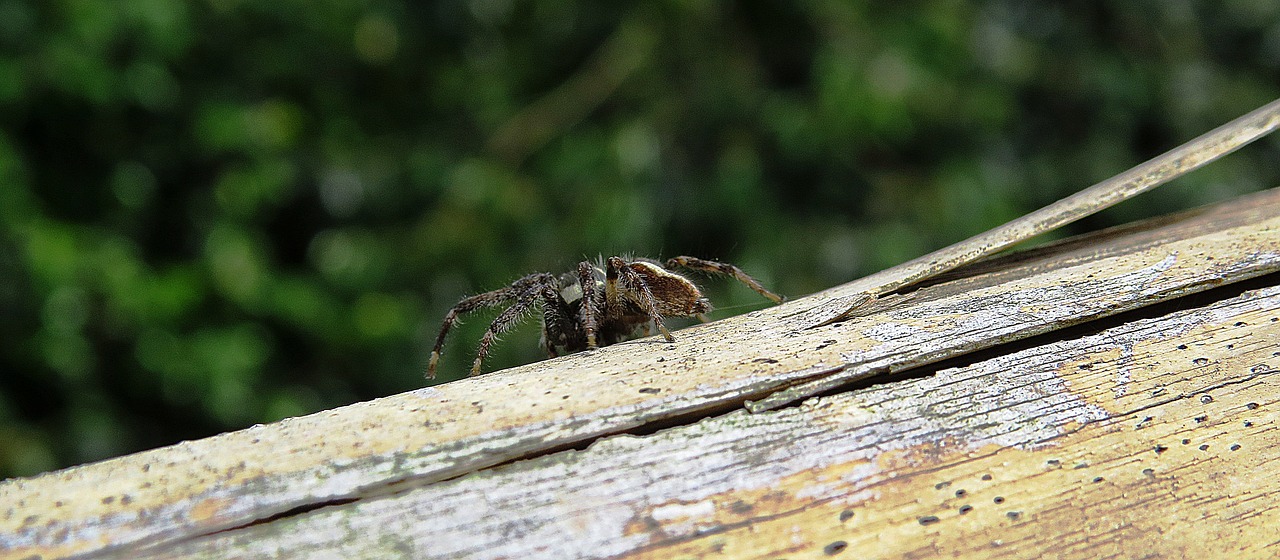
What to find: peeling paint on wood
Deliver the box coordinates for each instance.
[130,284,1280,559]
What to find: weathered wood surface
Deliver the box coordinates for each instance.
[2,187,1279,559]
[135,279,1280,559]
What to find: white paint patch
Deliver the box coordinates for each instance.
[407,386,443,398]
[863,321,920,342]
[1112,343,1135,399]
[649,499,716,522]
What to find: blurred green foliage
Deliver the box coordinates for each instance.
[1,0,1278,479]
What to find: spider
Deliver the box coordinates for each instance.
[427,255,783,378]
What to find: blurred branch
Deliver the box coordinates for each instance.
[487,15,657,165]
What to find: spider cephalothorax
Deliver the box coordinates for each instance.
[427,256,783,378]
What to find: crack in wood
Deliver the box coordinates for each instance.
[750,270,1280,413]
[172,275,1280,551]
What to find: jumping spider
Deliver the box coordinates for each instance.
[427,256,783,378]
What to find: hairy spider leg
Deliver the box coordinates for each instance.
[538,286,560,357]
[538,284,580,358]
[577,261,601,348]
[427,273,556,379]
[665,256,784,304]
[606,256,675,342]
[469,286,546,376]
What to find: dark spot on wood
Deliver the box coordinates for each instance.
[22,515,38,526]
[1231,444,1242,451]
[1181,439,1190,445]
[1093,476,1105,483]
[815,340,837,350]
[1247,402,1260,410]
[101,496,114,505]
[761,491,788,502]
[120,495,132,505]
[1245,421,1253,427]
[54,501,63,507]
[981,474,993,481]
[959,505,973,514]
[656,357,665,362]
[638,387,661,394]
[1193,358,1209,366]
[1077,363,1093,370]
[935,481,950,490]
[729,500,753,514]
[1195,415,1208,423]
[1251,364,1272,374]
[824,540,848,555]
[1234,321,1246,327]
[1154,444,1168,454]
[1177,344,1188,350]
[562,395,570,399]
[1074,462,1088,469]
[1143,468,1155,477]
[1047,459,1060,466]
[1199,444,1209,451]
[640,516,661,531]
[1006,511,1021,520]
[142,463,151,472]
[1200,394,1213,404]
[752,357,779,364]
[839,509,854,522]
[955,489,967,497]
[993,497,1005,504]
[918,515,941,525]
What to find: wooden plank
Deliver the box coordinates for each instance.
[129,276,1280,559]
[2,187,1279,559]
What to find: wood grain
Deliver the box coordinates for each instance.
[133,280,1280,559]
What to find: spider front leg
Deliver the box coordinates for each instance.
[428,290,515,379]
[427,272,555,379]
[577,261,600,348]
[539,285,577,358]
[469,290,543,376]
[665,256,784,304]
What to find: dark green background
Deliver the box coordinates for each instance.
[2,1,1278,479]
